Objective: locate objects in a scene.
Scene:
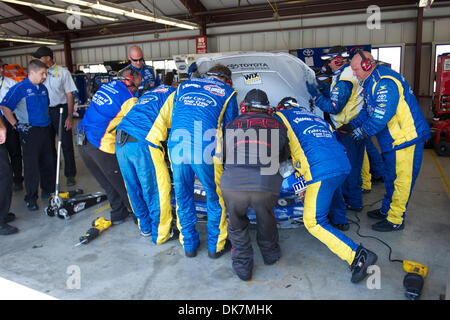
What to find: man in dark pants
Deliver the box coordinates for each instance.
[220,89,290,281]
[33,46,78,187]
[0,61,23,191]
[0,116,18,235]
[1,59,55,211]
[77,67,141,224]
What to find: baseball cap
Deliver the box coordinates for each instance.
[32,46,53,59]
[244,89,270,109]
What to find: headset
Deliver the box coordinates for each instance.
[276,97,300,112]
[321,50,349,68]
[206,71,233,87]
[117,67,141,88]
[332,55,346,67]
[239,100,273,115]
[356,49,375,72]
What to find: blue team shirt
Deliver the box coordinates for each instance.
[168,77,239,158]
[275,108,351,184]
[350,65,431,153]
[117,84,176,145]
[77,80,137,153]
[1,77,50,127]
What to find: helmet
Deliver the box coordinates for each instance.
[240,89,271,113]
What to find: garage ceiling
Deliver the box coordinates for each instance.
[0,0,437,46]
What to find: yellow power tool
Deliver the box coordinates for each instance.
[75,217,112,247]
[403,260,428,300]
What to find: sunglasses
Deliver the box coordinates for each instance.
[130,57,144,62]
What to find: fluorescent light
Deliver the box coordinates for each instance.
[0,35,60,45]
[419,0,434,7]
[0,0,118,21]
[91,3,125,15]
[59,0,198,30]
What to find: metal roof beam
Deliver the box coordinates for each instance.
[4,2,67,33]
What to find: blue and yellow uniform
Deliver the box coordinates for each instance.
[309,63,365,210]
[115,85,176,244]
[77,80,137,154]
[275,108,359,265]
[349,65,431,226]
[167,76,239,254]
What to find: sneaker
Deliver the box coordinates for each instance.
[140,229,152,237]
[4,212,16,223]
[208,239,232,259]
[367,208,387,220]
[0,223,19,235]
[235,269,252,281]
[167,228,180,241]
[263,253,281,265]
[112,218,127,225]
[332,222,350,231]
[185,240,200,258]
[372,219,404,232]
[346,204,362,212]
[350,246,378,283]
[67,177,76,187]
[26,201,38,211]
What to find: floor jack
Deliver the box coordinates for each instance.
[44,107,107,220]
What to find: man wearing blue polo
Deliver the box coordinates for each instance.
[1,59,55,211]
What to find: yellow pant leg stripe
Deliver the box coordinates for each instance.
[387,145,415,225]
[361,148,372,191]
[303,181,356,265]
[149,146,173,244]
[213,156,227,253]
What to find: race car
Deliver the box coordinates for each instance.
[170,52,321,228]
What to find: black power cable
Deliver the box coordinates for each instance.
[347,198,403,264]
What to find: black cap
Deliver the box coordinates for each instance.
[244,89,270,107]
[32,46,53,59]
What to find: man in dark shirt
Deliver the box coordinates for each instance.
[220,89,290,281]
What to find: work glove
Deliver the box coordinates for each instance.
[306,82,321,100]
[16,123,32,135]
[337,123,354,136]
[350,127,367,141]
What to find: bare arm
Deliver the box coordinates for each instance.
[64,91,74,130]
[1,106,17,128]
[0,112,7,144]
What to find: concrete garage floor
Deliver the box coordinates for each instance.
[0,145,449,300]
